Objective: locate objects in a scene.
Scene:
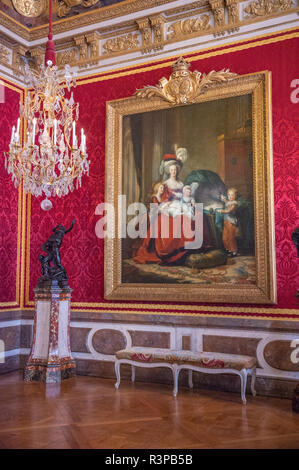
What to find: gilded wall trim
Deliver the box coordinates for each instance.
[0,78,25,309]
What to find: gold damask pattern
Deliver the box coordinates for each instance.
[12,0,46,17]
[135,56,237,104]
[245,0,293,17]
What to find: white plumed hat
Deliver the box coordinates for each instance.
[176,147,188,163]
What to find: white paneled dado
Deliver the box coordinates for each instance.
[1,318,299,381]
[71,321,299,381]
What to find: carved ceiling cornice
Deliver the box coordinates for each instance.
[0,0,298,84]
[0,0,180,42]
[0,11,31,42]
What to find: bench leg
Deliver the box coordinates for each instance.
[173,365,179,398]
[131,365,136,383]
[188,369,193,389]
[240,369,248,405]
[251,367,257,397]
[114,360,121,389]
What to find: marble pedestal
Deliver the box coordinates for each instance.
[24,284,76,383]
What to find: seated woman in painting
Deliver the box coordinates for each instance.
[134,149,213,265]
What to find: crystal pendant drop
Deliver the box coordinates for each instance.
[41,198,53,211]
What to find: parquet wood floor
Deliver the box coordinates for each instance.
[0,371,298,449]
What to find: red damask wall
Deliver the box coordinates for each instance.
[0,81,23,306]
[25,32,299,317]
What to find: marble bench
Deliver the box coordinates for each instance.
[114,347,257,404]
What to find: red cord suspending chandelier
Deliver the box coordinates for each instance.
[5,0,89,211]
[45,0,56,66]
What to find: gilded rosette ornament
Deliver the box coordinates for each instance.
[12,0,46,17]
[135,57,237,105]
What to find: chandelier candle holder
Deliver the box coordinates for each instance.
[5,0,89,211]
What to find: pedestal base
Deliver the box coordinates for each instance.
[24,360,76,383]
[24,284,76,384]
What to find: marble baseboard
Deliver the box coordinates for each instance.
[0,354,21,375]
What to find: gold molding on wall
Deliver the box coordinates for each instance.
[0,79,25,308]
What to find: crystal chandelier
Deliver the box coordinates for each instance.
[5,0,89,210]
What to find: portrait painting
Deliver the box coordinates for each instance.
[104,59,276,304]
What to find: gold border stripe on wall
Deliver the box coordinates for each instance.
[20,306,299,321]
[0,78,24,308]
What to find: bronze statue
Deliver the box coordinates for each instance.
[38,219,76,287]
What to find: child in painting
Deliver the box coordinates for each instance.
[151,182,165,204]
[158,183,197,219]
[181,185,196,219]
[181,185,195,205]
[217,187,240,257]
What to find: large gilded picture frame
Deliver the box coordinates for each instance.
[104,58,276,304]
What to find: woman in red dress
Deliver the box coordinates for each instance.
[134,151,213,265]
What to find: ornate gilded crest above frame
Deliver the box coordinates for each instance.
[105,57,276,304]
